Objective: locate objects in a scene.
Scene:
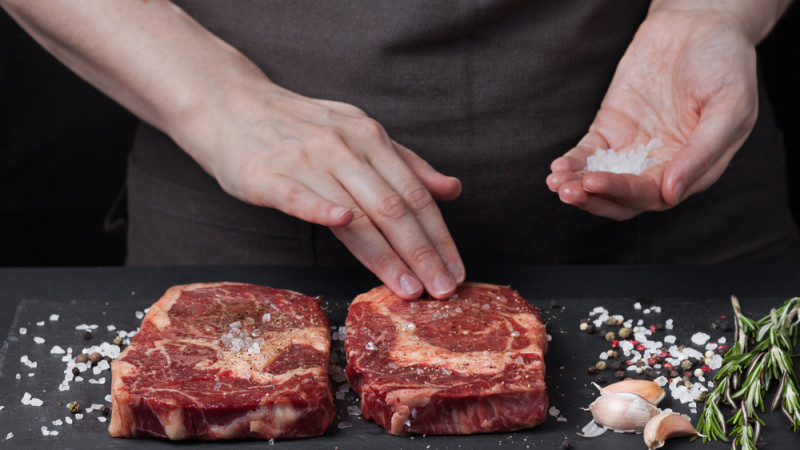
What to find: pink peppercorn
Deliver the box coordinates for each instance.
[701,365,711,372]
[636,344,646,351]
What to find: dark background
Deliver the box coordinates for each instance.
[1,5,798,267]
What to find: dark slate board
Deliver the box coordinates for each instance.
[0,265,798,449]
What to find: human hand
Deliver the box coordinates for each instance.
[546,3,764,220]
[183,85,465,300]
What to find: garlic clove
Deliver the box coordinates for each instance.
[593,379,666,405]
[643,412,704,450]
[588,392,659,433]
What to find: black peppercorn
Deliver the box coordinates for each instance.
[611,360,622,370]
[82,330,92,340]
[595,375,606,384]
[720,322,731,332]
[587,365,597,375]
[100,405,110,415]
[71,367,80,376]
[654,323,664,331]
[585,324,596,334]
[614,370,625,380]
[561,439,572,449]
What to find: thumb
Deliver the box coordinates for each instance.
[662,109,754,206]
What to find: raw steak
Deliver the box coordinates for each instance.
[345,282,548,435]
[108,282,335,440]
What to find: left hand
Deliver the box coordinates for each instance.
[546,4,760,220]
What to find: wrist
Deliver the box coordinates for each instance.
[649,0,792,44]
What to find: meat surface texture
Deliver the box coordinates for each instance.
[345,282,548,435]
[108,282,334,440]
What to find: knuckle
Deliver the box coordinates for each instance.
[352,117,387,142]
[376,193,408,221]
[371,251,396,273]
[408,244,439,266]
[403,186,435,212]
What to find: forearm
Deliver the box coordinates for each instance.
[0,0,267,162]
[649,0,793,44]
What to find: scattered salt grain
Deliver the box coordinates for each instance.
[269,437,275,445]
[98,416,107,423]
[691,332,711,346]
[33,336,45,344]
[4,432,12,440]
[0,406,3,411]
[49,314,60,321]
[107,324,116,331]
[365,341,377,351]
[347,405,362,416]
[52,419,63,426]
[50,345,65,355]
[36,321,45,326]
[20,355,37,368]
[633,302,642,310]
[105,394,112,403]
[663,335,676,344]
[262,313,271,322]
[19,327,27,335]
[665,319,674,330]
[557,416,568,422]
[88,377,106,384]
[548,406,560,417]
[338,421,353,429]
[65,417,73,425]
[15,374,20,380]
[75,413,83,420]
[510,331,520,337]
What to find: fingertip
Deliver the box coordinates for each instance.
[329,206,354,226]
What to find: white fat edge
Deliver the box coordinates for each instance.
[161,407,191,440]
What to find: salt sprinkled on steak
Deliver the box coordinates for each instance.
[345,282,548,435]
[108,282,335,440]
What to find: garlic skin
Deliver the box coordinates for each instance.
[588,392,659,432]
[594,379,666,405]
[643,412,703,449]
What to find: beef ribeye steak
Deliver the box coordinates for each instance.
[108,282,334,440]
[345,282,548,435]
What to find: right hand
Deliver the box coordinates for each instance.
[181,84,465,299]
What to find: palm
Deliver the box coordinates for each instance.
[547,8,757,220]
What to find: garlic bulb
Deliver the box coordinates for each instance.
[643,412,704,449]
[593,379,665,405]
[587,392,659,433]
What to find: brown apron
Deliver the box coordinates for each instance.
[126,0,800,266]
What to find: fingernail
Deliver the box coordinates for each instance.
[400,273,422,296]
[673,181,686,204]
[331,206,351,221]
[447,263,464,284]
[433,272,455,296]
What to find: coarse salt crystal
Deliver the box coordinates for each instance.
[135,311,144,319]
[65,417,73,425]
[633,302,642,310]
[548,406,560,417]
[49,314,59,321]
[88,377,106,384]
[33,336,45,344]
[585,138,662,175]
[262,313,271,322]
[365,341,377,351]
[30,398,43,406]
[557,416,568,422]
[691,332,711,346]
[664,335,676,344]
[36,321,45,326]
[15,374,20,380]
[338,421,353,429]
[347,405,362,416]
[98,416,107,423]
[5,432,12,440]
[105,394,112,403]
[19,327,27,335]
[50,345,65,355]
[40,426,49,436]
[665,319,674,330]
[20,355,37,369]
[52,419,62,426]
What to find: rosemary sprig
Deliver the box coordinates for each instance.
[695,296,800,448]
